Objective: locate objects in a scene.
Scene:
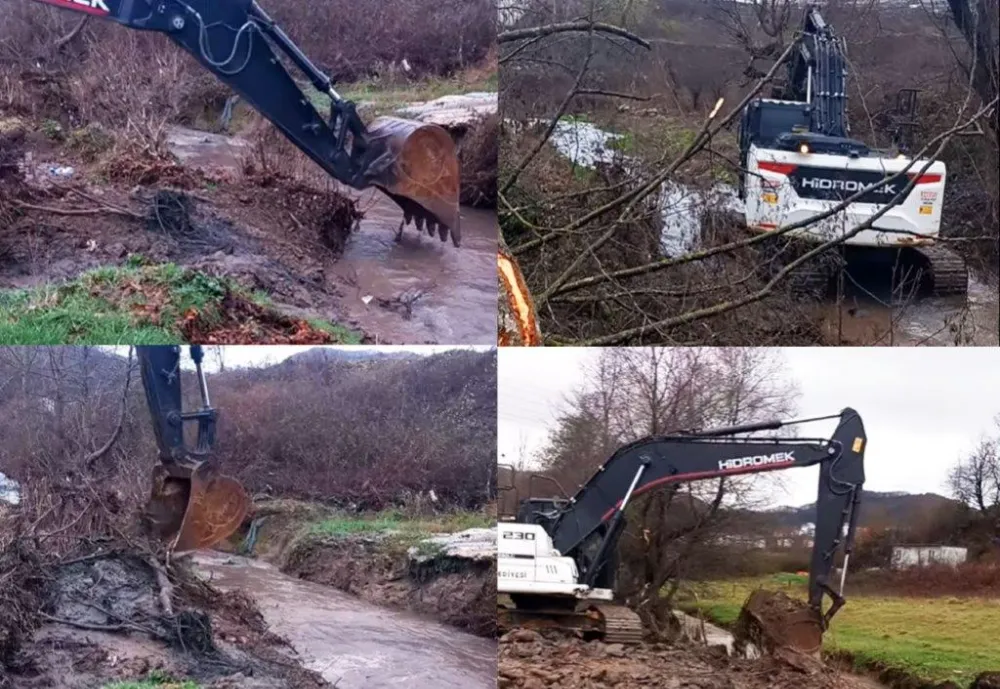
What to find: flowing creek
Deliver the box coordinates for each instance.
[193,552,498,689]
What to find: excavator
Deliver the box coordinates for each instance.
[738,8,967,296]
[498,408,867,652]
[22,0,462,246]
[137,345,249,553]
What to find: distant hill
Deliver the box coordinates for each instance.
[764,491,963,530]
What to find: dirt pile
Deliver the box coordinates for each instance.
[1,549,332,689]
[733,589,823,657]
[0,503,331,689]
[498,628,885,689]
[283,533,496,637]
[238,168,364,254]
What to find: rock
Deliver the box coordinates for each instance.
[509,629,542,643]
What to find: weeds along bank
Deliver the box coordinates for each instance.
[0,346,498,688]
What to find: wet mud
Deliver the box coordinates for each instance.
[3,553,330,689]
[194,551,498,689]
[498,628,888,689]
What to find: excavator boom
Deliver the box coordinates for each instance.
[137,346,250,553]
[27,0,461,245]
[500,409,867,646]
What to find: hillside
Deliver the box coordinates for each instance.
[764,491,963,531]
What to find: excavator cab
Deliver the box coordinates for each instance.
[138,346,250,553]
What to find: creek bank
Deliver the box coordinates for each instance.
[1,551,330,689]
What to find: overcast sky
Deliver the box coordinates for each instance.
[499,348,1000,508]
[107,345,487,372]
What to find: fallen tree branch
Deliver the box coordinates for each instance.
[499,21,651,49]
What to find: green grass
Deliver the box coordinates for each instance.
[0,262,360,344]
[678,575,1000,685]
[102,671,200,689]
[309,509,493,542]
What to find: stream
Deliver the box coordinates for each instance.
[167,118,496,345]
[193,552,498,689]
[546,119,999,345]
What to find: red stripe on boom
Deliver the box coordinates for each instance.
[35,0,109,15]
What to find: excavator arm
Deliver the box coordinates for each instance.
[528,408,866,629]
[27,0,462,244]
[137,346,250,553]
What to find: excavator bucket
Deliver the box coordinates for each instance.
[364,117,462,247]
[146,464,250,553]
[734,589,824,657]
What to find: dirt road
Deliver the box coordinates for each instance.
[168,125,496,344]
[194,551,498,689]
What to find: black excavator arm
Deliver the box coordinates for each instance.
[521,408,866,629]
[26,0,462,243]
[136,345,216,468]
[135,346,249,552]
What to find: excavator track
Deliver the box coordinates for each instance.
[593,603,645,644]
[913,245,968,297]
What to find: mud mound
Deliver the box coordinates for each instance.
[459,112,498,208]
[1,543,332,689]
[498,628,879,689]
[101,143,203,189]
[178,290,340,344]
[733,589,823,657]
[284,534,496,637]
[0,533,45,671]
[239,169,363,255]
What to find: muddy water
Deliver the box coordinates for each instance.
[547,120,1000,345]
[166,126,496,344]
[192,552,497,689]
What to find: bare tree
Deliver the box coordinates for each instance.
[949,417,1000,515]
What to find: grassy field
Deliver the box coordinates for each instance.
[678,574,1000,685]
[0,262,360,344]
